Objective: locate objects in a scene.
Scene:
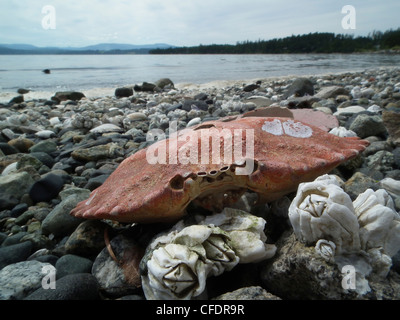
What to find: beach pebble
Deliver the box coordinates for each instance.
[35,130,57,139]
[90,123,123,134]
[55,254,93,279]
[29,173,65,203]
[349,114,387,138]
[24,273,100,300]
[0,241,33,270]
[0,172,34,209]
[41,190,90,237]
[0,260,51,300]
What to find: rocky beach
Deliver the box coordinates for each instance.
[1,67,400,300]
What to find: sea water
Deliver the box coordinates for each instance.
[0,53,399,102]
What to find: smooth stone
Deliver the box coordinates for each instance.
[8,138,35,153]
[24,273,100,300]
[64,220,107,258]
[29,173,65,203]
[29,140,57,154]
[283,78,314,99]
[35,130,56,139]
[115,87,133,98]
[90,124,123,134]
[10,203,28,218]
[126,112,148,121]
[55,254,93,279]
[0,261,52,300]
[9,95,24,104]
[71,143,124,162]
[243,84,260,92]
[41,190,90,238]
[29,152,55,168]
[0,240,33,271]
[84,174,109,191]
[0,142,19,155]
[314,86,349,99]
[0,172,34,207]
[186,117,202,127]
[349,114,387,138]
[334,106,366,116]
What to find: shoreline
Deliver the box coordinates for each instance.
[1,66,399,104]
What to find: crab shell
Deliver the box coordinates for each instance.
[70,116,369,224]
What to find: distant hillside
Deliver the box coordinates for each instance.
[150,28,400,54]
[0,43,175,54]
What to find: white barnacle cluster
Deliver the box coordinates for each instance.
[289,174,400,278]
[140,208,276,300]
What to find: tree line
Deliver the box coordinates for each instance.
[150,28,400,54]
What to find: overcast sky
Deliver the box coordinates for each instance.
[1,0,399,47]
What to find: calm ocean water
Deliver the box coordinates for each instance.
[0,53,399,101]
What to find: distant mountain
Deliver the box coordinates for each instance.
[0,43,175,54]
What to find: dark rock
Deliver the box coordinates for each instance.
[182,99,209,112]
[344,172,380,200]
[243,84,260,92]
[24,273,100,300]
[194,92,208,101]
[1,232,29,247]
[42,69,51,74]
[64,220,107,258]
[29,140,57,154]
[84,174,109,191]
[0,233,6,245]
[29,152,55,168]
[0,172,35,209]
[55,254,93,279]
[10,203,28,218]
[115,87,133,98]
[0,241,33,270]
[9,95,24,104]
[29,173,65,203]
[51,91,85,102]
[0,142,19,155]
[283,78,314,99]
[17,88,30,94]
[134,82,156,92]
[31,254,59,266]
[155,78,174,89]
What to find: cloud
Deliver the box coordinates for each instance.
[0,0,398,46]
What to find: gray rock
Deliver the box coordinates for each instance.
[214,286,281,300]
[55,254,93,279]
[366,150,395,173]
[0,172,35,209]
[0,260,52,300]
[283,78,314,99]
[41,191,90,237]
[0,241,33,270]
[315,86,350,99]
[71,143,124,162]
[349,114,387,138]
[182,99,209,112]
[24,273,99,300]
[29,140,57,154]
[155,78,174,89]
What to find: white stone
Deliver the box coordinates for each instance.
[333,106,366,116]
[186,117,202,127]
[35,130,56,138]
[89,123,122,133]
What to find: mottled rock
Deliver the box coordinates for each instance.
[0,260,51,300]
[349,114,387,138]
